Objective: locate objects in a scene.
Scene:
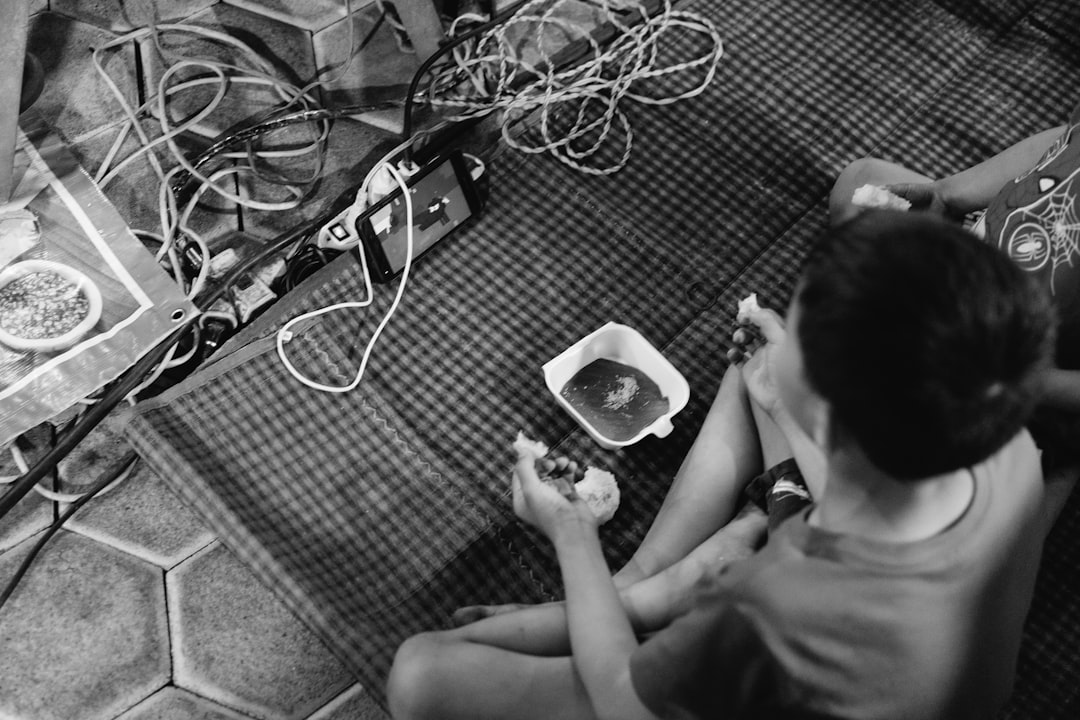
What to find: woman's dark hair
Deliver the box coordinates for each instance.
[796,210,1056,479]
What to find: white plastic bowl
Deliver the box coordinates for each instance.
[543,322,690,450]
[0,259,103,353]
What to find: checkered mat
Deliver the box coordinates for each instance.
[125,0,1080,713]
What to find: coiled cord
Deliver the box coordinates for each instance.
[411,0,724,175]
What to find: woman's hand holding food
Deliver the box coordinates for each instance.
[729,303,788,417]
[512,449,593,540]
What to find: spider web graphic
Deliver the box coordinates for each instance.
[1002,171,1080,296]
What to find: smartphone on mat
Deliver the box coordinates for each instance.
[355,150,485,283]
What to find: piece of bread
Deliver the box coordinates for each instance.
[574,467,621,525]
[851,184,912,211]
[513,432,621,524]
[736,292,760,323]
[513,431,550,459]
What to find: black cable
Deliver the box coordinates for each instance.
[0,4,501,528]
[49,424,60,523]
[400,0,672,162]
[0,210,320,524]
[0,452,138,612]
[0,213,312,523]
[401,0,530,162]
[242,120,330,191]
[277,244,341,294]
[169,103,409,204]
[0,319,191,520]
[358,8,388,53]
[168,2,502,204]
[0,56,473,525]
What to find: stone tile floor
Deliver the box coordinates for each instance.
[0,0,608,717]
[0,1,427,718]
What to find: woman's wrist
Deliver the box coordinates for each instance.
[767,402,800,436]
[930,176,968,216]
[550,503,599,543]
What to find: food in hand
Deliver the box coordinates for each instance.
[851,184,912,211]
[514,431,621,523]
[513,431,550,459]
[737,292,760,323]
[574,467,620,524]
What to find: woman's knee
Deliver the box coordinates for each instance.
[830,158,890,225]
[387,632,446,720]
[829,157,930,226]
[834,158,886,189]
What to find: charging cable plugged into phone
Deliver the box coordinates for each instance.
[315,161,422,253]
[276,150,488,392]
[354,150,487,283]
[314,152,485,266]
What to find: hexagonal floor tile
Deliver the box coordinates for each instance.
[168,542,354,720]
[51,0,218,32]
[26,13,138,146]
[56,407,137,487]
[117,686,258,719]
[64,460,216,570]
[313,2,421,131]
[0,490,51,554]
[1,426,57,554]
[306,684,389,720]
[66,119,150,197]
[0,531,170,720]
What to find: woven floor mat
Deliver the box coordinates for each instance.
[125,0,1080,710]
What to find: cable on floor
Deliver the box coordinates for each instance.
[69,3,383,408]
[0,452,139,613]
[405,0,725,175]
[275,157,416,392]
[0,2,418,579]
[0,443,134,503]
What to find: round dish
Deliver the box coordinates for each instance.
[0,259,103,353]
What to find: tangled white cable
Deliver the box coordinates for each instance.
[74,14,361,411]
[424,0,724,175]
[1,8,368,508]
[275,159,415,393]
[0,444,136,503]
[91,23,330,302]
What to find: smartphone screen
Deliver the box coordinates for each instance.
[365,156,475,275]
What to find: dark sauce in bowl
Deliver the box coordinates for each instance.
[560,358,670,442]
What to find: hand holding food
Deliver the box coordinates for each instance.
[728,295,788,414]
[513,432,621,525]
[851,183,913,211]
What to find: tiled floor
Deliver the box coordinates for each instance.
[0,1,431,718]
[1,0,609,716]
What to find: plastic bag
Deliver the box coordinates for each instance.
[0,111,198,446]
